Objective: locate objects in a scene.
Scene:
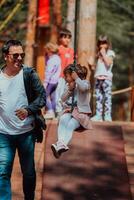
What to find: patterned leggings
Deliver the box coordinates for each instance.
[95,79,112,117]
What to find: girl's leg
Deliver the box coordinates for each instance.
[57,113,72,142]
[64,117,80,145]
[91,79,103,121]
[58,113,80,145]
[51,113,72,158]
[95,79,103,116]
[52,113,80,158]
[46,83,57,112]
[102,79,112,121]
[50,84,58,112]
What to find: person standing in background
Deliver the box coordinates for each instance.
[44,42,61,119]
[90,35,115,122]
[56,28,74,118]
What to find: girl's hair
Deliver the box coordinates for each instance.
[96,35,112,58]
[97,35,111,49]
[59,28,72,38]
[45,42,59,54]
[63,64,88,80]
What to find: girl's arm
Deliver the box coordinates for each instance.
[71,71,90,92]
[61,82,75,102]
[75,78,90,92]
[100,48,114,68]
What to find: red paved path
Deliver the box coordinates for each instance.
[12,121,134,200]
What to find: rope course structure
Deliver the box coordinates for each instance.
[112,86,132,95]
[0,0,24,33]
[93,86,133,97]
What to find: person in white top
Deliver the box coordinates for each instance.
[90,35,115,122]
[0,40,46,200]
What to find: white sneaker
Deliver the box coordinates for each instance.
[51,143,60,158]
[51,140,69,159]
[57,140,69,155]
[91,114,103,122]
[104,115,112,122]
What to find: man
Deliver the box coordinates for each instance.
[0,40,46,200]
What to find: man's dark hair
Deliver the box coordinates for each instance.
[59,28,72,38]
[2,40,23,55]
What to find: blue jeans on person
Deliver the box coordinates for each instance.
[0,130,36,200]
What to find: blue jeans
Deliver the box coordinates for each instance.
[0,130,36,200]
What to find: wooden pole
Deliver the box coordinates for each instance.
[24,0,37,67]
[78,0,97,76]
[67,0,75,48]
[131,87,134,121]
[50,0,62,43]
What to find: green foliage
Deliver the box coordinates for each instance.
[97,0,134,89]
[0,0,28,66]
[97,0,134,120]
[0,0,28,42]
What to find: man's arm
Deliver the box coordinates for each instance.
[25,70,46,115]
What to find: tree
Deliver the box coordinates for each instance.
[67,0,75,47]
[97,0,134,120]
[24,0,37,66]
[78,0,97,77]
[50,0,62,43]
[0,0,28,66]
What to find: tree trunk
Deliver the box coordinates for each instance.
[51,0,62,43]
[24,0,37,66]
[67,0,75,48]
[78,0,97,77]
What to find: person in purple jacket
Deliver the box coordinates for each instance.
[44,42,61,119]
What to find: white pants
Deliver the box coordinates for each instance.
[58,113,80,145]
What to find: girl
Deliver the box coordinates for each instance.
[44,42,61,119]
[91,35,115,122]
[51,64,92,158]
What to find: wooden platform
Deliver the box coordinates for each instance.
[12,121,134,200]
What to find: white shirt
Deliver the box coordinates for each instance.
[95,49,115,79]
[0,69,34,135]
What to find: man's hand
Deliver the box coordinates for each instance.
[15,108,28,120]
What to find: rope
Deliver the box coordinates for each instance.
[93,86,133,97]
[112,86,132,95]
[0,0,6,8]
[0,0,24,33]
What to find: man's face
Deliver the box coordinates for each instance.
[5,45,25,69]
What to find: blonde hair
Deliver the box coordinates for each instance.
[45,42,59,54]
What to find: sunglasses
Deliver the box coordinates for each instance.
[8,53,25,59]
